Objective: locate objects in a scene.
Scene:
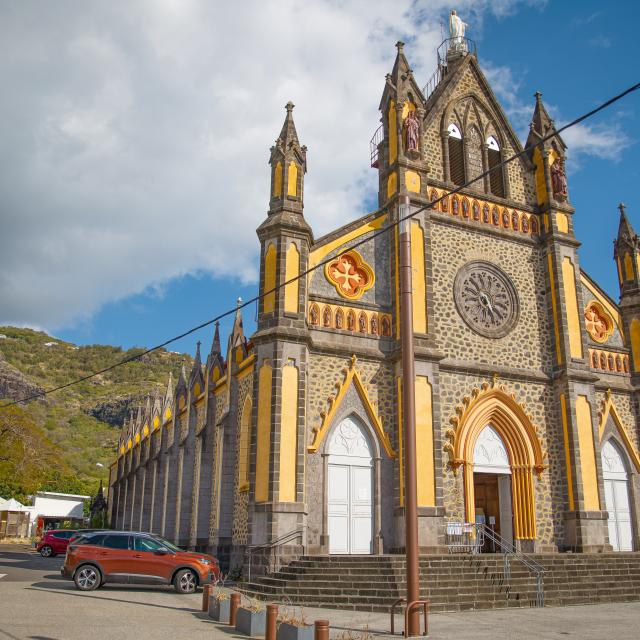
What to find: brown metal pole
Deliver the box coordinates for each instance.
[202,584,213,612]
[399,194,421,637]
[314,620,330,640]
[266,604,278,640]
[229,593,241,627]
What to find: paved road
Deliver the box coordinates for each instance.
[1,544,640,639]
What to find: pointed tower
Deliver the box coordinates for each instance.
[614,204,640,379]
[256,102,312,329]
[189,341,204,397]
[376,42,429,208]
[249,103,312,551]
[526,91,573,234]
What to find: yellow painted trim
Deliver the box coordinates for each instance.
[255,361,273,503]
[287,161,298,197]
[164,407,172,422]
[263,243,277,314]
[388,100,397,165]
[273,161,282,197]
[308,355,396,457]
[309,214,387,271]
[193,382,201,397]
[624,253,634,281]
[631,319,640,372]
[397,377,404,507]
[580,274,623,339]
[127,438,132,450]
[415,376,435,507]
[238,395,252,491]
[153,416,160,430]
[533,147,547,206]
[324,248,375,301]
[617,258,624,284]
[387,172,397,199]
[212,366,221,382]
[405,170,421,194]
[279,362,299,502]
[562,256,583,359]
[179,396,186,410]
[547,254,564,365]
[560,394,575,510]
[556,212,569,233]
[444,377,546,539]
[598,391,640,472]
[214,375,227,394]
[395,225,400,339]
[236,361,255,382]
[142,425,149,438]
[284,242,300,314]
[411,221,427,334]
[576,395,600,511]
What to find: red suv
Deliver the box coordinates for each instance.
[37,530,77,557]
[61,531,220,593]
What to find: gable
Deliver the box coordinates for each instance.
[422,56,536,207]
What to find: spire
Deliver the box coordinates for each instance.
[391,40,411,79]
[232,298,245,347]
[210,322,221,356]
[278,101,300,147]
[266,102,308,219]
[617,202,636,243]
[526,90,566,154]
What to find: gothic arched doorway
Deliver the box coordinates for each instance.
[602,439,633,551]
[327,416,374,555]
[472,425,513,546]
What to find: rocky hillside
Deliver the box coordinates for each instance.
[0,326,192,501]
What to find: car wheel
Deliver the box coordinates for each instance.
[40,545,54,558]
[74,565,101,591]
[173,568,198,594]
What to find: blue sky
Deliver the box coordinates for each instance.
[2,1,638,357]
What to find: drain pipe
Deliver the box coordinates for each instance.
[399,194,422,637]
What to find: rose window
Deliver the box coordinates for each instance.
[584,300,614,343]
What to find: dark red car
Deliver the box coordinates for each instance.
[37,529,76,557]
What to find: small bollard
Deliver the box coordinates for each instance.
[229,593,241,627]
[265,604,278,640]
[202,584,213,612]
[314,619,330,640]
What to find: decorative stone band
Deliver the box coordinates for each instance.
[588,348,630,375]
[308,301,392,337]
[428,187,540,236]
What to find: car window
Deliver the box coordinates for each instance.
[102,535,130,550]
[134,537,166,552]
[80,533,106,546]
[54,531,71,539]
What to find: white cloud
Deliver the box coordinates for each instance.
[0,0,547,330]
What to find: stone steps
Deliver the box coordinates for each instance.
[237,553,640,613]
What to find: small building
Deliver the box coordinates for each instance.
[31,492,90,537]
[0,498,31,539]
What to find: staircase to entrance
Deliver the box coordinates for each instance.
[238,553,640,613]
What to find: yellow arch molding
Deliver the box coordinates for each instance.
[444,376,547,540]
[308,354,395,458]
[598,389,640,472]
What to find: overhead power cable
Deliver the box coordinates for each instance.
[1,81,639,410]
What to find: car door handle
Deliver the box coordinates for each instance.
[133,554,142,558]
[99,551,109,556]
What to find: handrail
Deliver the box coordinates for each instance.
[475,523,546,607]
[245,528,305,582]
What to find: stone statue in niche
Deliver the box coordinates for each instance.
[309,306,318,325]
[550,157,568,201]
[403,110,420,157]
[359,314,367,333]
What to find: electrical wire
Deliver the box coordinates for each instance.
[1,81,639,409]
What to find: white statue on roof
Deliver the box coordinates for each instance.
[449,10,467,52]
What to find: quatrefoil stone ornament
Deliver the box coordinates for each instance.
[454,261,519,338]
[325,250,375,300]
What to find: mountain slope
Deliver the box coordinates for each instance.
[0,326,192,501]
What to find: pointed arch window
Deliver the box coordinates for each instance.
[487,135,506,198]
[448,123,465,186]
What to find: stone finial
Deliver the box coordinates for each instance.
[285,101,294,113]
[619,202,626,217]
[396,41,405,52]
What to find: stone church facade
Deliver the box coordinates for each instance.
[109,37,640,572]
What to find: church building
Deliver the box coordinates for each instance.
[109,32,640,572]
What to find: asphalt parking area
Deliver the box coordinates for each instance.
[2,544,640,640]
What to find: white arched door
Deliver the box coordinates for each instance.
[602,440,633,551]
[327,416,373,555]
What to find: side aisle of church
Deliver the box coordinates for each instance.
[109,31,640,572]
